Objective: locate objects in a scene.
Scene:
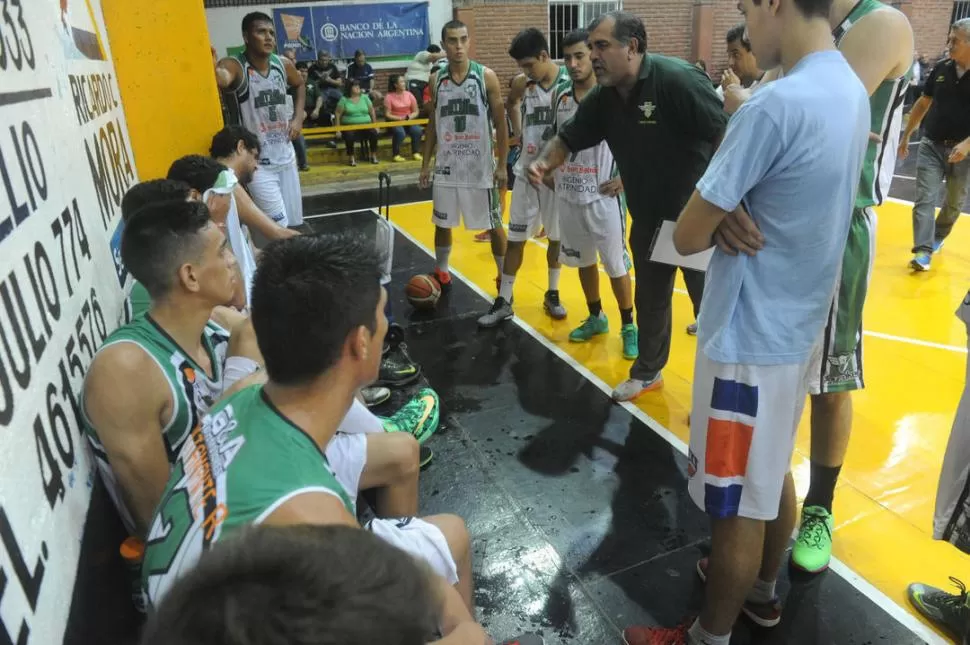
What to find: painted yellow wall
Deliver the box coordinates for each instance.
[101,0,223,180]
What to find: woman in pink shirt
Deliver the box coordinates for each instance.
[385,74,423,162]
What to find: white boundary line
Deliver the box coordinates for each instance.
[389,216,944,645]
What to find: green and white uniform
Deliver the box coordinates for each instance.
[142,386,458,608]
[233,53,303,227]
[508,67,571,242]
[809,0,911,393]
[140,385,355,607]
[81,314,232,534]
[431,60,500,231]
[552,82,631,278]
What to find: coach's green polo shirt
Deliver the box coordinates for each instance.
[558,54,727,245]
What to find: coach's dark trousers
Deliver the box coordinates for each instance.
[628,229,705,382]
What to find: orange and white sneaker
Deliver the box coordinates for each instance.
[474,230,490,243]
[611,373,663,402]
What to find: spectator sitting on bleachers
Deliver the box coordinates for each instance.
[347,49,383,104]
[138,234,479,641]
[405,45,446,110]
[336,79,379,166]
[298,62,325,127]
[385,74,423,162]
[309,50,344,117]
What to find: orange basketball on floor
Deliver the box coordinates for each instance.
[405,274,441,310]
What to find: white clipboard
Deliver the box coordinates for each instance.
[648,220,714,272]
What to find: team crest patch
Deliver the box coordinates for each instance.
[638,101,655,119]
[465,84,478,98]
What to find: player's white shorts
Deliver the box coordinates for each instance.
[366,516,459,584]
[324,432,459,584]
[338,397,385,435]
[325,432,369,500]
[222,356,261,393]
[432,185,501,231]
[557,197,631,278]
[687,350,815,521]
[249,163,304,228]
[509,180,559,242]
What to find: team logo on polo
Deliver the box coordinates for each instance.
[639,101,655,119]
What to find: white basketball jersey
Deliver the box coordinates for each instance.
[433,61,495,189]
[234,53,296,168]
[553,84,616,205]
[225,196,256,304]
[514,66,571,177]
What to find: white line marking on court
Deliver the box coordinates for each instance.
[305,198,432,220]
[390,217,945,645]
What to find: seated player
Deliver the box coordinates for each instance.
[81,200,263,535]
[549,30,638,359]
[207,127,300,250]
[140,525,543,645]
[140,234,479,642]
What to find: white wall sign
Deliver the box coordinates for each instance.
[0,0,136,643]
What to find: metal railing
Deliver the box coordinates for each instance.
[302,118,429,140]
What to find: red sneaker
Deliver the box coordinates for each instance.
[432,269,452,294]
[623,619,690,645]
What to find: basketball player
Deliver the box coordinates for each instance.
[139,234,486,645]
[419,20,509,296]
[623,0,870,637]
[714,0,914,575]
[82,200,262,534]
[477,28,572,328]
[215,12,305,229]
[547,30,637,359]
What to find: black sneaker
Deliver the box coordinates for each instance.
[377,343,420,387]
[907,577,970,640]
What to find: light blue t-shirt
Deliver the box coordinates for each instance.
[695,50,870,366]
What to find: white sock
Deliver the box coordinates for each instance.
[494,254,505,275]
[434,246,451,273]
[499,274,516,302]
[747,577,776,604]
[687,619,730,645]
[548,267,561,292]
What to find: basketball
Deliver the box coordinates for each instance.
[405,274,441,310]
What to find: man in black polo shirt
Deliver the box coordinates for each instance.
[529,11,727,402]
[899,18,970,271]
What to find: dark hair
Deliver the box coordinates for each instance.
[241,11,273,34]
[210,126,260,160]
[167,155,227,193]
[441,19,467,42]
[388,74,404,92]
[726,24,750,50]
[427,44,441,53]
[588,11,647,53]
[296,61,309,71]
[508,28,549,60]
[562,29,590,51]
[139,525,438,645]
[121,180,191,223]
[751,0,831,18]
[121,200,212,299]
[354,49,365,58]
[344,78,362,97]
[251,233,384,385]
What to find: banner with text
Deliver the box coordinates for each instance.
[273,2,429,60]
[0,0,136,643]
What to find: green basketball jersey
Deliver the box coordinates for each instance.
[81,313,230,532]
[141,385,354,608]
[514,66,572,177]
[433,60,495,189]
[833,0,911,207]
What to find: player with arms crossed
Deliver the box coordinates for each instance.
[420,20,509,297]
[718,0,913,574]
[478,28,572,327]
[215,12,306,230]
[546,30,638,359]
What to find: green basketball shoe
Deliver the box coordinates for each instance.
[379,388,439,445]
[569,312,609,342]
[791,505,834,573]
[621,323,638,360]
